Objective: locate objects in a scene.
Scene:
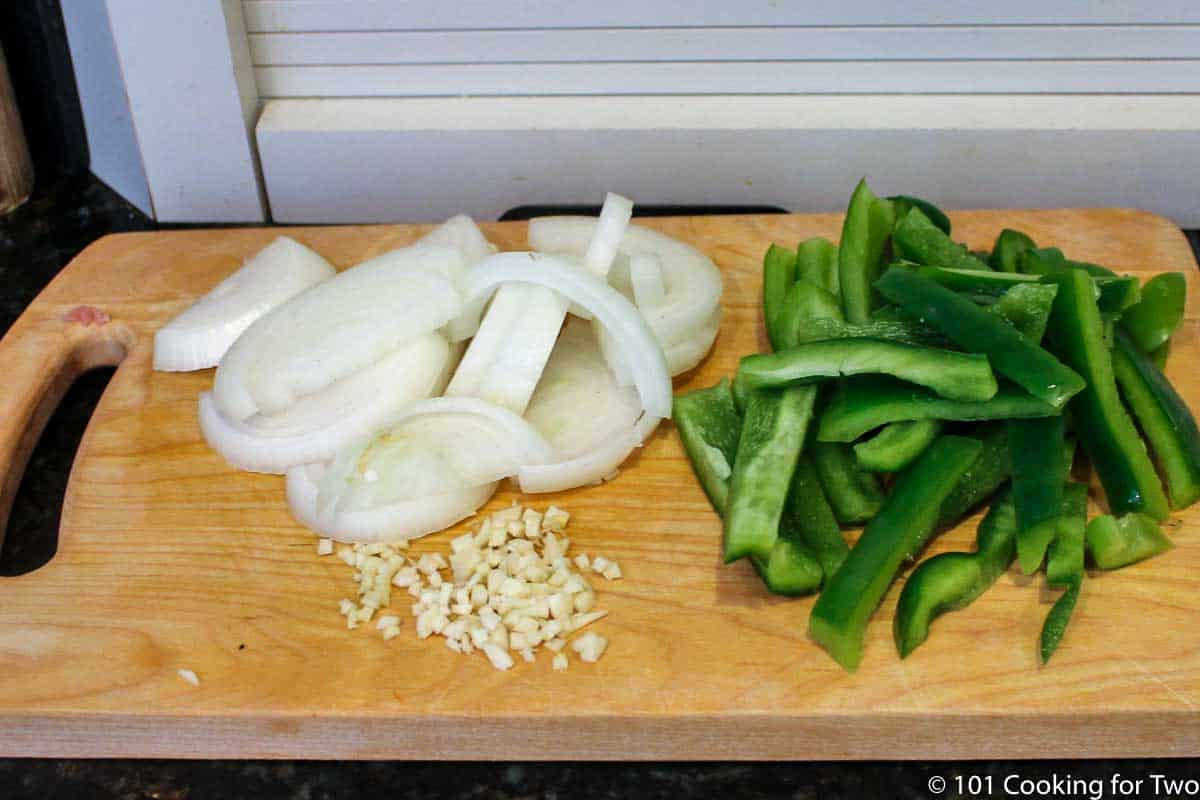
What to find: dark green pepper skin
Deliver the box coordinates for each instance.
[811,441,885,525]
[838,179,896,324]
[724,386,818,563]
[854,419,942,473]
[1086,512,1172,570]
[936,424,1012,529]
[1021,247,1115,278]
[808,436,982,672]
[892,207,989,271]
[1046,270,1169,521]
[990,229,1036,273]
[1112,329,1200,509]
[894,489,1017,658]
[1040,482,1088,663]
[738,338,997,403]
[876,267,1084,409]
[673,379,742,515]
[1009,416,1068,574]
[762,244,798,351]
[781,455,850,579]
[887,195,952,236]
[1120,272,1187,353]
[795,237,840,295]
[817,375,1059,444]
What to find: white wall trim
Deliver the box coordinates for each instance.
[106,0,265,222]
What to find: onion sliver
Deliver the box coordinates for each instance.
[213,244,463,421]
[198,334,450,474]
[528,217,722,348]
[583,193,634,276]
[459,252,672,420]
[630,252,666,310]
[444,283,568,414]
[153,236,335,372]
[665,305,721,376]
[525,317,642,460]
[519,414,662,494]
[416,215,499,342]
[316,396,553,516]
[287,463,495,543]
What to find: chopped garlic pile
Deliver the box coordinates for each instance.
[319,503,619,670]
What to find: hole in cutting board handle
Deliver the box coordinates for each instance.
[0,332,126,576]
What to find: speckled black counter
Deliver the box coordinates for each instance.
[1,175,1198,799]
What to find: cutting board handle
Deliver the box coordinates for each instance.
[0,310,130,553]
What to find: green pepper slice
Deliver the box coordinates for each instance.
[724,386,818,562]
[876,267,1084,409]
[673,379,742,515]
[937,423,1012,528]
[796,236,840,295]
[1009,416,1068,574]
[1040,482,1088,663]
[838,179,896,324]
[809,435,982,671]
[1046,270,1169,520]
[762,244,798,351]
[894,489,1017,658]
[774,280,845,350]
[1112,329,1200,509]
[892,207,989,271]
[854,419,943,473]
[887,195,952,236]
[989,229,1036,273]
[737,338,997,403]
[817,375,1059,443]
[781,454,850,579]
[811,441,886,525]
[1021,247,1115,278]
[1120,272,1187,354]
[1086,512,1173,570]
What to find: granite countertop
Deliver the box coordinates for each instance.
[1,175,1198,799]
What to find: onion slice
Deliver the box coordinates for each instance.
[519,414,662,494]
[213,244,462,421]
[287,463,495,543]
[416,215,500,342]
[316,396,553,516]
[198,333,450,474]
[153,236,335,372]
[459,252,673,420]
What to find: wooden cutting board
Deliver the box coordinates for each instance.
[1,209,1197,760]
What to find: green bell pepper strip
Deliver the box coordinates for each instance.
[1021,246,1115,279]
[774,280,845,350]
[876,267,1084,409]
[1046,269,1170,520]
[811,441,886,525]
[1040,482,1087,663]
[1150,341,1170,370]
[1120,272,1187,353]
[1009,416,1068,574]
[817,375,1059,443]
[892,207,989,271]
[762,244,798,351]
[894,489,1017,658]
[809,435,982,671]
[781,454,851,579]
[989,283,1058,343]
[751,536,824,596]
[724,386,818,562]
[887,195,952,236]
[737,338,998,403]
[838,179,896,324]
[936,423,1012,528]
[1086,512,1172,570]
[989,228,1036,273]
[916,265,1129,313]
[854,419,943,473]
[673,379,742,515]
[796,236,840,295]
[1112,329,1200,509]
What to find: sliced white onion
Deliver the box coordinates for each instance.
[525,317,642,460]
[416,215,500,342]
[528,217,723,348]
[459,252,673,420]
[287,462,496,543]
[519,414,663,494]
[444,283,568,414]
[316,396,553,516]
[630,252,667,310]
[665,305,721,376]
[213,244,462,421]
[153,236,335,372]
[197,334,449,474]
[583,192,634,277]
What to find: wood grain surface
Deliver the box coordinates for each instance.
[0,209,1196,760]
